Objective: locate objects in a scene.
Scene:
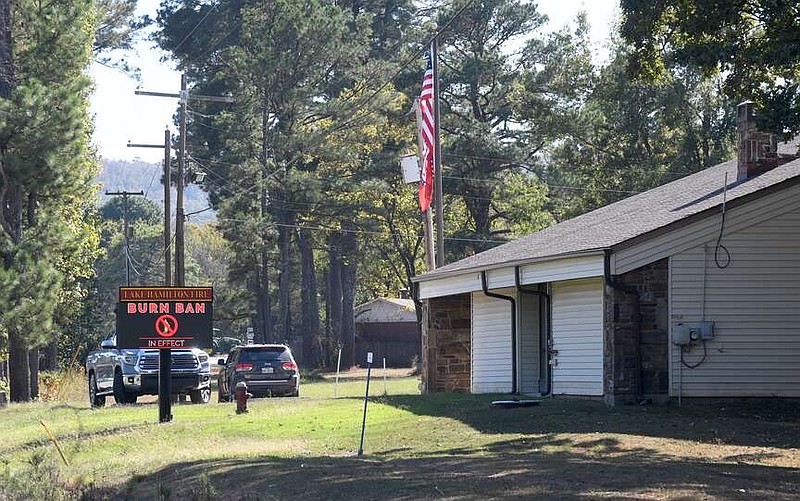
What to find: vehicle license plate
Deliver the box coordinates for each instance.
[261,367,274,374]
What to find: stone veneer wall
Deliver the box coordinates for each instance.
[421,294,471,393]
[604,258,669,405]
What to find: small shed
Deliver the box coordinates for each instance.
[354,298,419,367]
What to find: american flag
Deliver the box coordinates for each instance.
[418,45,435,213]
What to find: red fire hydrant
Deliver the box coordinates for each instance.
[235,381,251,414]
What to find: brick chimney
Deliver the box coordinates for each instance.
[737,101,779,181]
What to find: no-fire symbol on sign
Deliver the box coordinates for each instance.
[155,314,179,338]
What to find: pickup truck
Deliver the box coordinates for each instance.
[86,332,211,406]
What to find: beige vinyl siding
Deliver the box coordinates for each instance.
[551,278,604,396]
[484,267,516,289]
[471,289,515,393]
[518,254,604,284]
[670,207,800,397]
[418,273,481,299]
[615,181,800,275]
[518,292,540,395]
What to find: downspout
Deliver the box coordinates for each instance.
[603,250,642,402]
[481,271,517,394]
[514,267,551,396]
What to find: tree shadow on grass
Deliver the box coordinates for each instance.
[115,439,800,501]
[376,394,800,449]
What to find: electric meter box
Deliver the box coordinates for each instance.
[672,321,714,345]
[672,323,691,345]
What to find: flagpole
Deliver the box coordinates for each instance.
[415,98,436,271]
[422,207,435,270]
[432,36,445,266]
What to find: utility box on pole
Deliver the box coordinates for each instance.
[400,154,420,183]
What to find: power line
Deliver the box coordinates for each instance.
[105,190,145,286]
[320,0,480,139]
[180,0,481,150]
[184,151,642,217]
[185,206,213,218]
[215,217,507,244]
[125,246,142,277]
[441,174,641,195]
[173,4,218,54]
[143,164,159,197]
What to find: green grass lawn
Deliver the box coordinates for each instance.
[1,373,427,499]
[2,372,800,500]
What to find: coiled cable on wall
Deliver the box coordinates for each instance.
[715,173,731,269]
[680,340,707,369]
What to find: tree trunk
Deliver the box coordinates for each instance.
[465,182,493,237]
[255,253,271,344]
[0,0,12,100]
[255,121,272,344]
[28,348,39,400]
[327,233,343,364]
[42,339,58,371]
[257,99,273,344]
[2,186,26,399]
[1,0,27,402]
[322,268,331,366]
[276,210,293,343]
[340,226,357,368]
[8,329,29,402]
[298,228,320,367]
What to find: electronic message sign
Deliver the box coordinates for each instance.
[116,287,213,349]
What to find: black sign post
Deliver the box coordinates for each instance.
[159,347,172,422]
[116,287,213,423]
[358,352,373,456]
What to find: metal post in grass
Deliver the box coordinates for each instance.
[383,357,387,396]
[358,352,373,456]
[334,346,342,398]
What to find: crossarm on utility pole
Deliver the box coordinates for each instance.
[135,90,235,103]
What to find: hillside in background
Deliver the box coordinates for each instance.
[98,158,214,224]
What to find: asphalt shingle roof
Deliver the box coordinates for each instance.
[416,157,800,281]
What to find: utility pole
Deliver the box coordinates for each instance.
[176,74,187,286]
[164,128,171,286]
[105,191,144,286]
[127,128,172,286]
[126,137,173,424]
[136,73,234,286]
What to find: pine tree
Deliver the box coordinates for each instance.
[434,0,557,258]
[0,0,100,401]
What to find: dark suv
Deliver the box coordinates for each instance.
[217,344,300,401]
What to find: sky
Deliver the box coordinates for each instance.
[89,0,619,163]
